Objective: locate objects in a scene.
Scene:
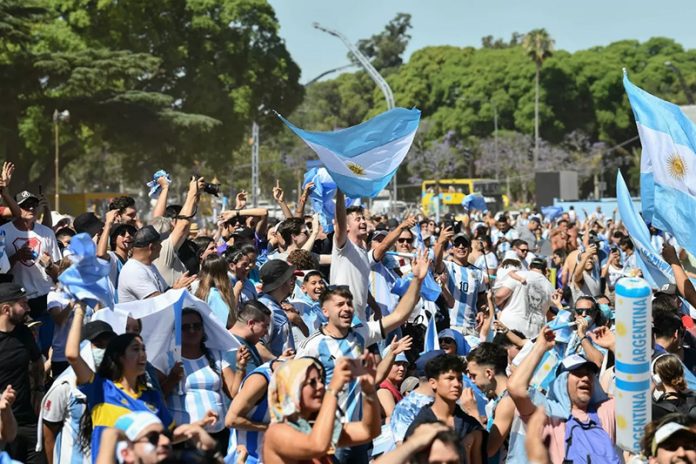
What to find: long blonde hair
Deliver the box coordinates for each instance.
[195,254,236,324]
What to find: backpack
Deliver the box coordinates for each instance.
[563,409,620,464]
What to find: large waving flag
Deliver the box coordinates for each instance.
[59,233,114,308]
[278,108,421,198]
[616,171,674,288]
[624,73,696,256]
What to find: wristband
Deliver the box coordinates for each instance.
[325,387,338,398]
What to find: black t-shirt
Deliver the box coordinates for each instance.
[404,404,487,464]
[0,324,41,424]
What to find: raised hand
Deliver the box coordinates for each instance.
[0,162,14,188]
[329,357,353,392]
[534,326,556,352]
[172,272,197,290]
[589,326,616,352]
[411,248,432,280]
[236,345,251,370]
[272,180,284,203]
[235,191,247,210]
[0,385,16,410]
[399,215,417,231]
[389,335,413,355]
[438,226,454,244]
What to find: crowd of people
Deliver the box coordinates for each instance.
[0,165,694,464]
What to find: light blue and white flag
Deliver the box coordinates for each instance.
[59,233,114,309]
[462,193,487,212]
[616,171,674,288]
[624,73,696,256]
[302,167,359,233]
[422,313,440,354]
[278,108,421,199]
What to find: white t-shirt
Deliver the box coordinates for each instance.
[330,238,375,323]
[0,221,61,298]
[117,259,168,303]
[47,289,72,362]
[496,270,554,338]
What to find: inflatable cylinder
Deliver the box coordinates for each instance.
[614,277,652,453]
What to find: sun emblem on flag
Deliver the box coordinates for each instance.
[667,153,687,180]
[346,162,366,176]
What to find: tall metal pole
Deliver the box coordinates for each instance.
[251,121,260,207]
[665,61,695,105]
[492,101,499,180]
[312,22,400,215]
[53,115,60,211]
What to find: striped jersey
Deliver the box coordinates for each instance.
[41,373,90,464]
[79,375,173,463]
[164,351,229,433]
[289,292,327,334]
[226,363,272,464]
[444,260,485,329]
[258,294,295,357]
[296,321,384,421]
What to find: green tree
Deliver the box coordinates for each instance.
[522,28,555,169]
[353,13,412,72]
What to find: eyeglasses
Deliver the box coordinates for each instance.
[138,430,172,446]
[439,337,455,344]
[397,238,413,244]
[453,241,469,249]
[181,322,203,332]
[518,248,529,253]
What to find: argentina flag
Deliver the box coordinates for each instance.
[616,171,674,288]
[277,108,421,198]
[624,73,696,256]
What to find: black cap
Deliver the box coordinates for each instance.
[15,190,39,207]
[132,225,160,248]
[530,257,547,270]
[0,283,27,303]
[452,233,470,246]
[73,213,105,238]
[260,260,296,293]
[415,350,445,377]
[231,226,254,241]
[82,320,116,342]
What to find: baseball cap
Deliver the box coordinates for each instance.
[651,421,696,455]
[232,226,255,241]
[400,376,419,395]
[656,283,678,296]
[0,283,27,303]
[415,350,445,377]
[82,320,116,342]
[150,216,173,241]
[132,225,160,248]
[370,230,388,241]
[260,260,296,293]
[559,354,599,374]
[73,213,105,238]
[114,411,164,442]
[15,190,39,207]
[452,233,470,246]
[529,257,547,270]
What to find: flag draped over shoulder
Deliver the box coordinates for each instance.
[616,171,674,288]
[278,108,421,199]
[58,233,114,309]
[624,73,696,256]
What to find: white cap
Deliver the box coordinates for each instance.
[651,422,696,455]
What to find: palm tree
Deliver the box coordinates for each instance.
[522,29,555,170]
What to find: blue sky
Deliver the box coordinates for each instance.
[268,0,696,83]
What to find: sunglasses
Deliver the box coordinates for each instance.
[138,430,172,446]
[439,337,455,344]
[181,322,203,332]
[518,248,529,253]
[453,241,469,248]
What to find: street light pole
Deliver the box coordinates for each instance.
[492,100,499,180]
[251,121,260,207]
[52,109,69,212]
[665,61,695,105]
[312,22,400,215]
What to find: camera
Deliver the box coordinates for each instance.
[202,182,220,197]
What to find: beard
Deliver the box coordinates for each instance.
[9,310,26,326]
